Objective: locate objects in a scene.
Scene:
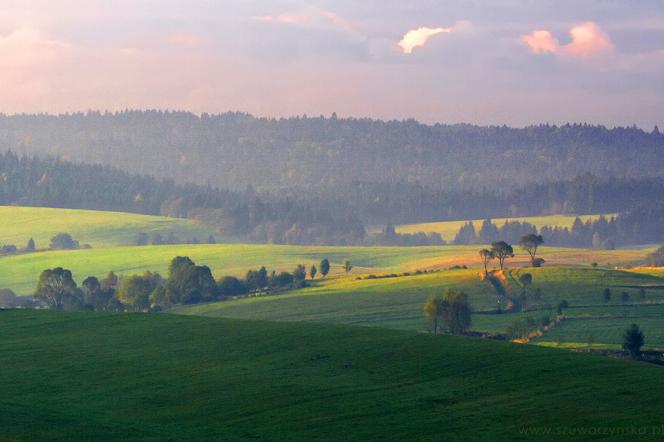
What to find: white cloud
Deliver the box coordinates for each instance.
[398,26,451,54]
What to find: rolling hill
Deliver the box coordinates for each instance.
[1,310,663,441]
[0,206,220,249]
[174,267,664,345]
[0,240,652,296]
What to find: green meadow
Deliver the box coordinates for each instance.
[0,240,653,295]
[175,266,664,345]
[0,205,219,248]
[2,310,664,441]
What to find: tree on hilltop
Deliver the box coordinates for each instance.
[491,241,514,270]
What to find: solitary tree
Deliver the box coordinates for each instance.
[491,241,514,270]
[320,259,330,278]
[343,260,352,274]
[518,273,533,310]
[621,292,630,304]
[602,288,612,303]
[309,264,317,280]
[424,293,446,334]
[518,234,544,267]
[622,323,645,359]
[478,249,494,274]
[26,237,36,252]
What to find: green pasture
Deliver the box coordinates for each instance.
[0,205,219,248]
[1,310,664,441]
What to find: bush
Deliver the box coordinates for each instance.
[218,276,246,296]
[50,233,79,250]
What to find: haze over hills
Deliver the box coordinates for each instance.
[3,1,664,440]
[1,112,663,192]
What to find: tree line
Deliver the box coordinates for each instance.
[31,257,338,311]
[2,111,663,194]
[453,204,664,248]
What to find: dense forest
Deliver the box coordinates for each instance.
[2,151,664,246]
[1,111,663,193]
[0,152,365,245]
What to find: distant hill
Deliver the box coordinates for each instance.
[1,111,663,192]
[0,206,220,249]
[2,310,664,440]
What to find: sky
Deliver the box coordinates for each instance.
[1,0,664,127]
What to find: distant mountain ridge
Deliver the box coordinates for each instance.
[1,111,662,191]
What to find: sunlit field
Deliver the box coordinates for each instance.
[396,213,611,242]
[0,206,219,248]
[0,239,653,295]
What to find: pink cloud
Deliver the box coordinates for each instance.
[563,22,612,57]
[520,30,558,54]
[521,22,613,58]
[168,32,204,48]
[0,26,71,68]
[255,9,355,33]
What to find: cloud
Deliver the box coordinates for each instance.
[0,26,71,68]
[520,30,558,54]
[521,22,613,58]
[398,26,451,54]
[255,9,355,34]
[563,22,612,57]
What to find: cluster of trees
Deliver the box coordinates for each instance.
[455,220,541,246]
[478,235,544,272]
[455,203,664,249]
[33,257,336,311]
[423,289,472,335]
[366,224,444,246]
[134,232,216,246]
[0,234,80,256]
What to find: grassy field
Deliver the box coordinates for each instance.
[2,310,664,441]
[0,205,220,248]
[175,266,664,342]
[533,304,664,349]
[0,241,653,295]
[396,213,609,241]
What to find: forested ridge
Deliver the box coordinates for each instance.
[1,110,663,246]
[1,111,662,192]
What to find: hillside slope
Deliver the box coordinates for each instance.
[1,310,664,440]
[0,242,652,295]
[0,206,219,249]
